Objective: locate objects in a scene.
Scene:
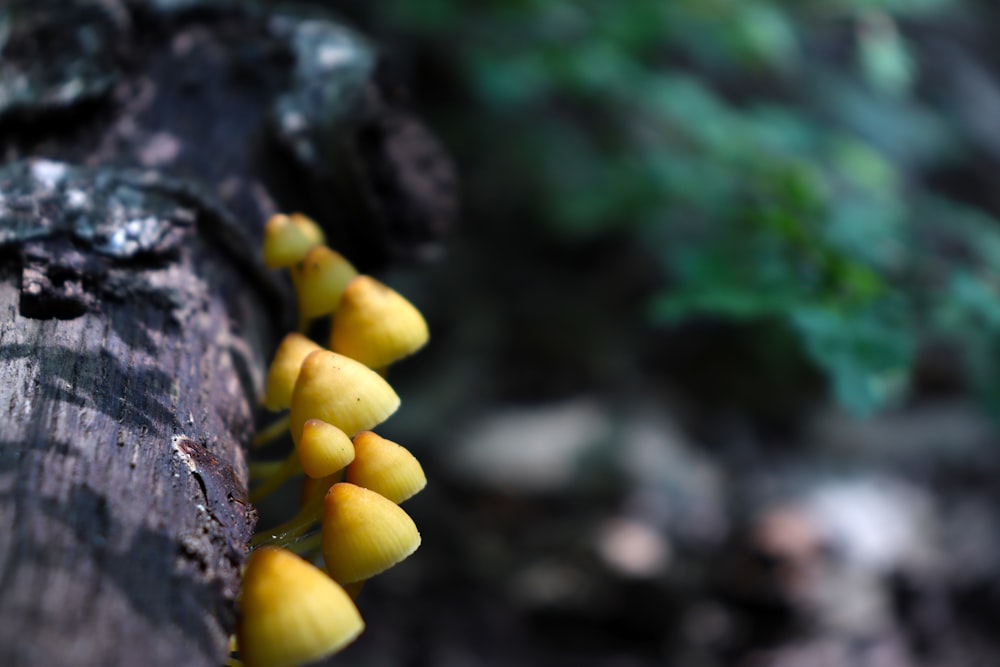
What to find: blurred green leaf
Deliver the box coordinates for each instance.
[857,13,915,96]
[791,304,914,416]
[366,0,1000,417]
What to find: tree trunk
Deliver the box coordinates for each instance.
[0,1,453,664]
[0,162,263,666]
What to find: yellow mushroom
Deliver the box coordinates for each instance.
[291,246,358,322]
[253,332,324,450]
[249,419,353,504]
[346,431,426,504]
[289,350,400,441]
[238,547,364,667]
[299,419,355,479]
[263,333,324,412]
[329,275,429,370]
[262,213,326,269]
[322,482,421,584]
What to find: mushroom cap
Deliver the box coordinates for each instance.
[262,213,326,269]
[329,275,429,369]
[298,419,355,479]
[292,246,358,320]
[289,350,400,441]
[239,547,364,667]
[263,333,324,412]
[347,431,426,504]
[322,482,421,584]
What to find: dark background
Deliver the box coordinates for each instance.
[313,2,1000,666]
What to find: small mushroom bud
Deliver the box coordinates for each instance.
[347,431,426,504]
[329,275,429,370]
[322,482,421,584]
[299,419,355,479]
[238,547,364,667]
[262,213,326,269]
[291,246,358,321]
[263,333,324,412]
[289,350,400,441]
[250,419,354,503]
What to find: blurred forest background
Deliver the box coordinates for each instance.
[285,1,1000,666]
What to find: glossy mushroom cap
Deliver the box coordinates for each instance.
[292,246,358,321]
[262,213,326,269]
[329,275,429,369]
[322,482,421,584]
[263,333,324,412]
[239,547,364,667]
[347,431,426,504]
[298,419,355,479]
[289,350,400,441]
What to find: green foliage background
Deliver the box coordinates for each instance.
[360,0,1000,416]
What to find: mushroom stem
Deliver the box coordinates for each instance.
[250,495,325,548]
[343,580,365,600]
[287,531,322,557]
[248,452,303,504]
[251,414,291,449]
[248,459,285,481]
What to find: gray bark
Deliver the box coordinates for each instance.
[0,165,263,665]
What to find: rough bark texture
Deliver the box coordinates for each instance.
[0,163,263,666]
[0,1,454,665]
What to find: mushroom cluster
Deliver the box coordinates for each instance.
[233,213,429,667]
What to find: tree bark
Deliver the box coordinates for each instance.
[0,1,455,664]
[0,162,263,666]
